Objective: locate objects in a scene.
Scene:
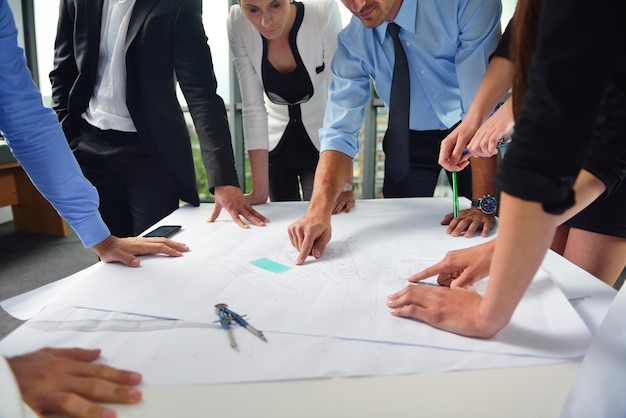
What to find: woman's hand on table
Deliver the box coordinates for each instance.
[332,191,355,214]
[406,240,495,288]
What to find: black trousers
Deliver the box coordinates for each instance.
[72,121,179,237]
[268,104,319,202]
[383,127,472,199]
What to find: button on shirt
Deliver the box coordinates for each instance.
[319,0,501,158]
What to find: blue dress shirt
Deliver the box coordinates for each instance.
[0,0,109,248]
[320,0,501,158]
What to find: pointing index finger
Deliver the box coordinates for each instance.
[295,236,314,265]
[407,262,446,282]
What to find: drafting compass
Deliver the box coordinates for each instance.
[214,303,267,351]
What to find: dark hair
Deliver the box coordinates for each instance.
[511,0,542,118]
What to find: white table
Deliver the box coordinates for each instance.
[102,250,612,418]
[1,199,616,417]
[111,362,580,418]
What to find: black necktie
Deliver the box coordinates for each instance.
[383,22,411,183]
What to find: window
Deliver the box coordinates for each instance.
[32,0,57,105]
[31,0,517,201]
[33,0,232,201]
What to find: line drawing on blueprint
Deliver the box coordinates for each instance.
[28,316,220,333]
[210,237,399,321]
[23,307,232,361]
[569,296,591,307]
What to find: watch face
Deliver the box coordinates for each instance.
[480,196,498,215]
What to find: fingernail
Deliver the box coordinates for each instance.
[127,388,142,402]
[128,372,142,385]
[101,409,116,418]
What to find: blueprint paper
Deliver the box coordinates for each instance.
[2,245,614,337]
[0,305,568,386]
[559,287,626,418]
[541,250,616,335]
[44,199,592,359]
[0,264,101,320]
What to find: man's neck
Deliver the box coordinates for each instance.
[387,0,403,22]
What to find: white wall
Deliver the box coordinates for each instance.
[0,208,12,224]
[502,0,516,26]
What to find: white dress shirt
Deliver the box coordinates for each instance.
[83,0,137,132]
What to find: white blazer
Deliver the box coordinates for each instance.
[227,0,342,152]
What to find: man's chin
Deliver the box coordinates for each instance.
[358,16,385,28]
[355,5,385,28]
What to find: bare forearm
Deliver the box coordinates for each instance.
[465,57,514,125]
[307,150,353,216]
[480,170,607,333]
[480,193,559,334]
[441,58,515,169]
[470,155,497,197]
[247,149,269,203]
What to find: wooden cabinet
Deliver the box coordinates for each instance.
[0,161,66,236]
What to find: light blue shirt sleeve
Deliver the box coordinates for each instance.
[320,0,501,157]
[0,0,110,248]
[318,20,373,159]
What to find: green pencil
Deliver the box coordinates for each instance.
[451,171,459,218]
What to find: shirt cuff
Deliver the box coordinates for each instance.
[69,212,111,248]
[319,128,359,159]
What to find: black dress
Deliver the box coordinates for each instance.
[261,2,319,202]
[494,13,626,237]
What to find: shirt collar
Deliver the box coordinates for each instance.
[374,0,418,44]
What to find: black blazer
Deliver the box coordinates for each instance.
[50,0,239,205]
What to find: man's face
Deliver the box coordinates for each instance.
[340,0,402,28]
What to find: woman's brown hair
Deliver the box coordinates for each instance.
[511,0,542,118]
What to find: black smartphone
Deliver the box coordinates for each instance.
[142,225,182,238]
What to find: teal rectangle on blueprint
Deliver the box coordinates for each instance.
[250,257,291,273]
